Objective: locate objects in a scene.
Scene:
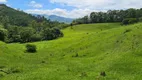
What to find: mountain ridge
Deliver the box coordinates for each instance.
[33,14,74,23]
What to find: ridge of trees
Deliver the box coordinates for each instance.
[72,8,142,25]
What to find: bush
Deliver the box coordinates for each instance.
[26,44,37,53]
[122,18,138,25]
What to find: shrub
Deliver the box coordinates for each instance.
[26,44,37,53]
[122,18,138,25]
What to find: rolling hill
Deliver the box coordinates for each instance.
[0,23,142,80]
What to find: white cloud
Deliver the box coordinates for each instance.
[25,8,100,18]
[50,0,142,10]
[29,1,43,8]
[0,0,7,3]
[6,4,11,7]
[25,0,142,18]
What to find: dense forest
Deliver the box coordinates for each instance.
[72,8,142,25]
[0,4,69,43]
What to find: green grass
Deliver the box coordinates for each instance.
[0,23,142,80]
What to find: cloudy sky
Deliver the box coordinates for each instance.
[0,0,142,18]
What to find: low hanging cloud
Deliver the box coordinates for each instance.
[0,0,7,3]
[25,8,98,18]
[29,1,43,8]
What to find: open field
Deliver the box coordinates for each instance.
[0,23,142,80]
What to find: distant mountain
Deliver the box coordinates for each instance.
[33,14,74,23]
[47,15,74,23]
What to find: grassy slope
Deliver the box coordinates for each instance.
[0,23,142,80]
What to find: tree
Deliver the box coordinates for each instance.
[90,12,96,23]
[1,16,9,29]
[122,18,138,25]
[73,8,142,24]
[41,28,63,40]
[83,15,89,24]
[126,8,136,18]
[20,27,35,43]
[7,26,21,42]
[0,28,7,41]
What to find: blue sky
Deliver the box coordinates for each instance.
[6,0,75,10]
[0,0,142,18]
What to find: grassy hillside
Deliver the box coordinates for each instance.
[0,23,142,80]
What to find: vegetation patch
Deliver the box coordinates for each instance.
[26,44,37,53]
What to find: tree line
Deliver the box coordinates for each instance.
[0,15,67,43]
[72,8,142,25]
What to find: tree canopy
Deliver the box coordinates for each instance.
[72,8,142,25]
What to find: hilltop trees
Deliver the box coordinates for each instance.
[72,8,142,25]
[0,16,9,29]
[0,4,36,27]
[0,4,67,43]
